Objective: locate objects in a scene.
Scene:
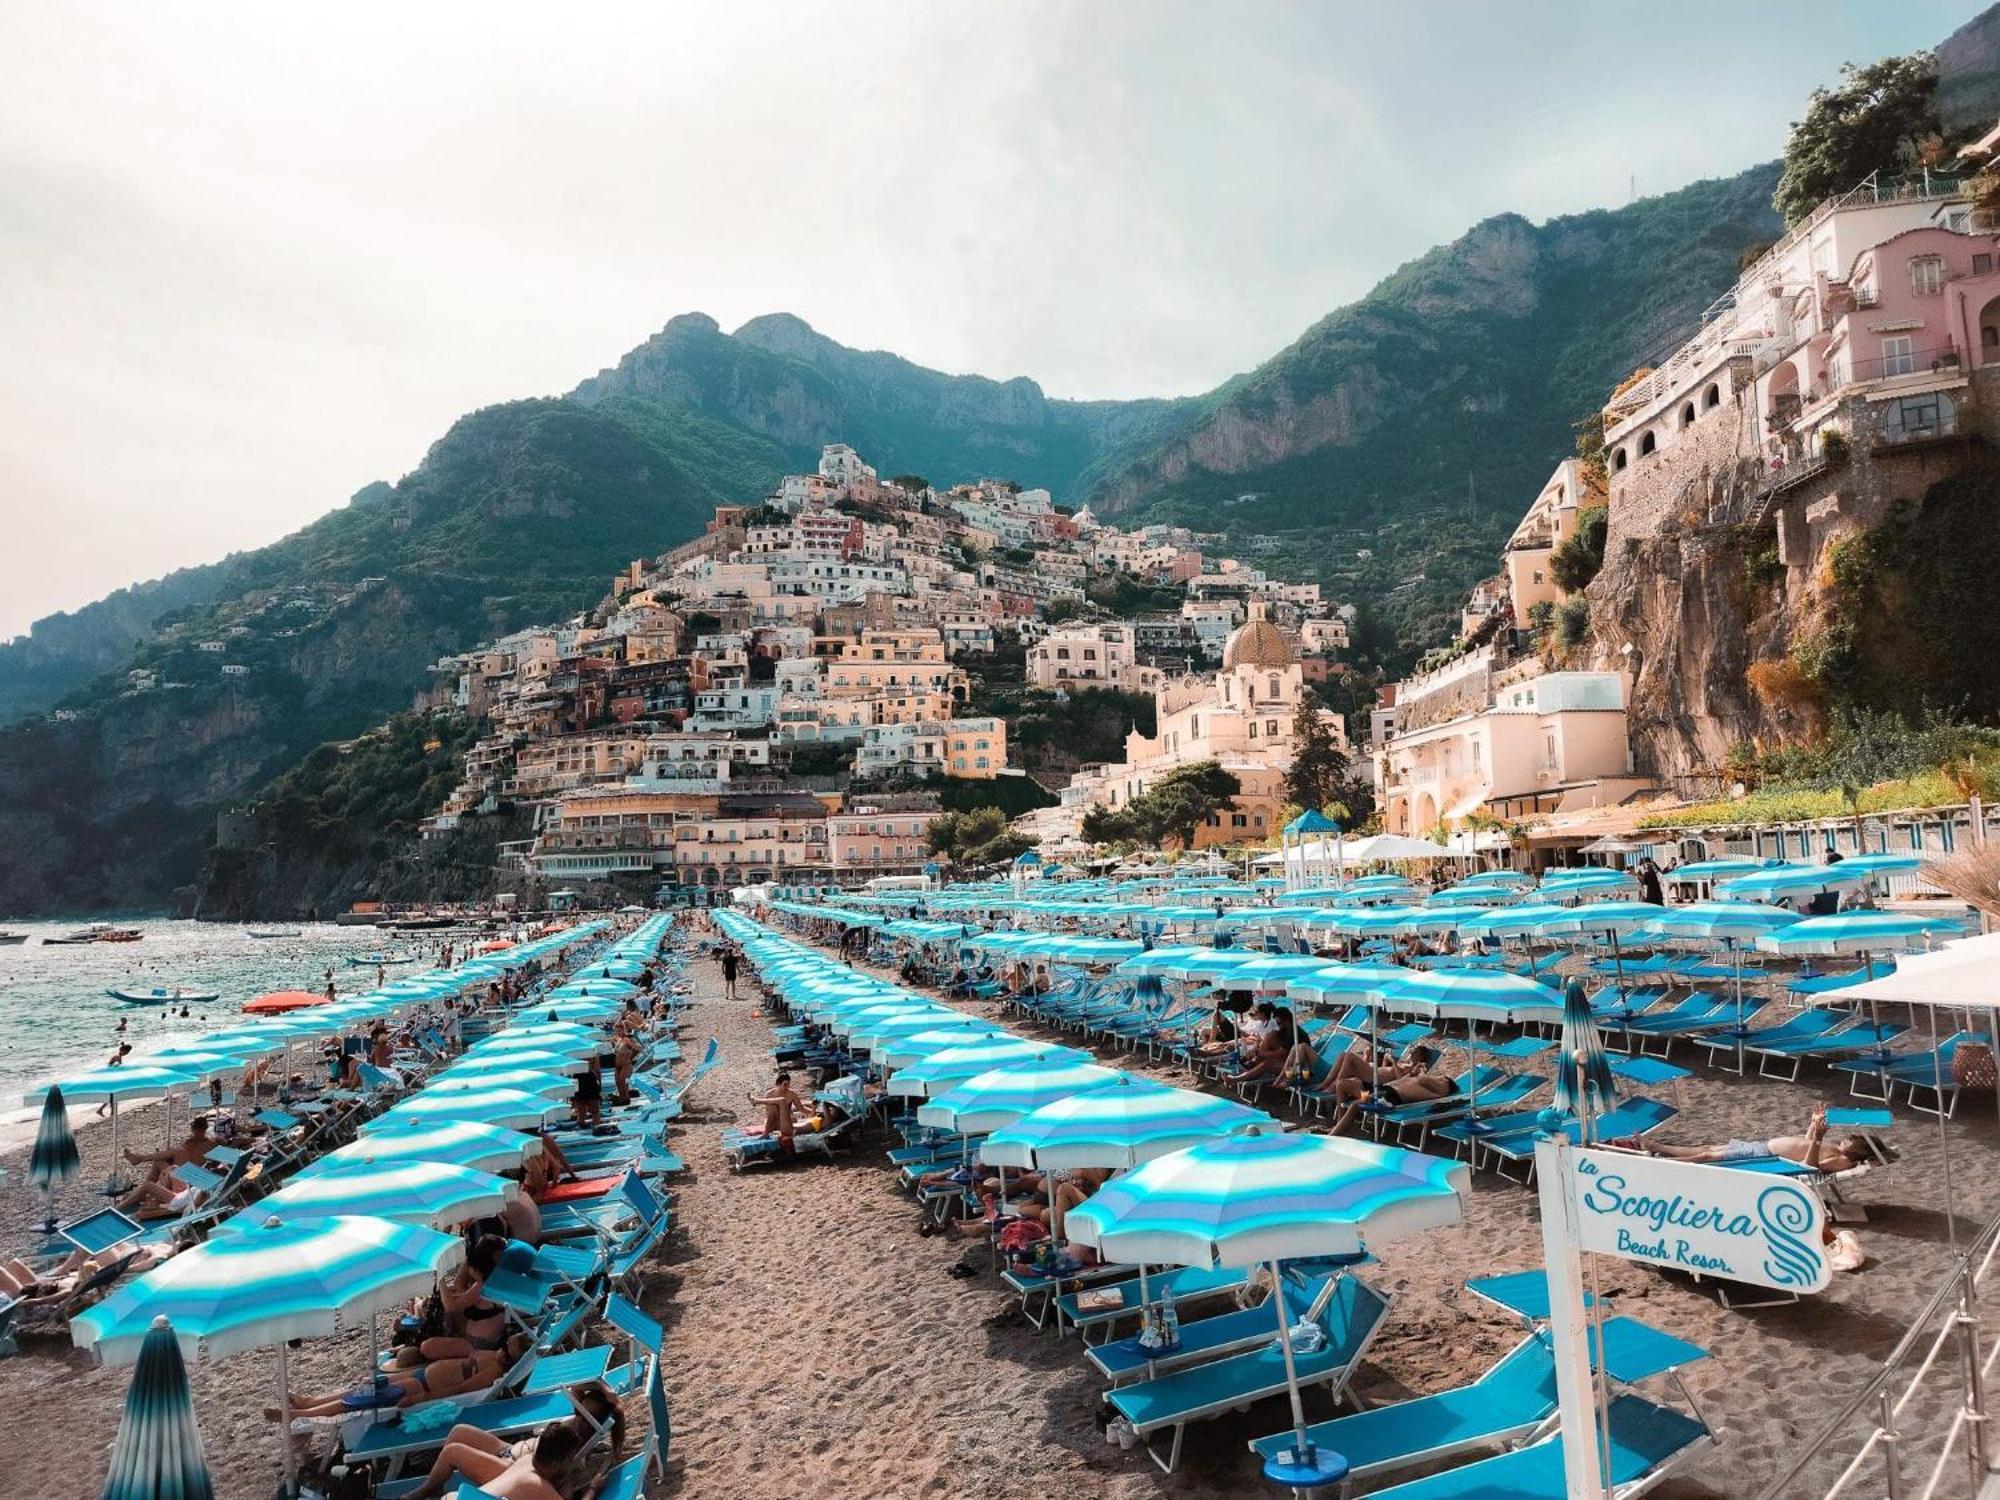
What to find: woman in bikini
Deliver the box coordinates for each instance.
[404,1381,624,1500]
[401,1236,509,1362]
[272,1334,530,1420]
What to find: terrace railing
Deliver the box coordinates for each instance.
[1756,1199,2000,1500]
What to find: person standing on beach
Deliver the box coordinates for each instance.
[719,945,741,1000]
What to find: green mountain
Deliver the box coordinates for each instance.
[1083,163,1786,646]
[0,166,1786,916]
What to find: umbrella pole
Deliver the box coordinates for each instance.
[277,1338,298,1497]
[1733,940,1747,1076]
[1270,1256,1313,1463]
[107,1096,125,1195]
[1930,1006,1992,1477]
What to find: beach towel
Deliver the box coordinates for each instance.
[536,1177,620,1204]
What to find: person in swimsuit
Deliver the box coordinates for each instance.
[271,1335,528,1420]
[403,1236,509,1361]
[1646,1104,1875,1171]
[404,1382,623,1500]
[1325,1044,1455,1134]
[750,1071,804,1154]
[1233,1007,1302,1086]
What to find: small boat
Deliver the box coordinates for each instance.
[47,924,117,945]
[246,927,303,939]
[0,931,28,945]
[347,951,417,967]
[108,984,222,1006]
[97,928,143,943]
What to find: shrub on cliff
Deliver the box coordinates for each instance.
[1774,53,1944,225]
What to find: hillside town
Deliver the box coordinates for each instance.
[421,443,1358,895]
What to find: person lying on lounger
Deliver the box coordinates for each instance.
[404,1381,623,1500]
[1233,1007,1303,1086]
[1643,1104,1878,1171]
[124,1115,211,1183]
[114,1171,208,1222]
[0,1246,151,1302]
[269,1334,530,1420]
[1324,1045,1455,1134]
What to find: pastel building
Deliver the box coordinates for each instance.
[1502,459,1591,628]
[1026,624,1163,694]
[1373,651,1644,834]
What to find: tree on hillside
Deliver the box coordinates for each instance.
[1774,53,1942,225]
[1283,699,1352,819]
[1081,760,1241,850]
[1549,506,1609,593]
[926,806,1035,868]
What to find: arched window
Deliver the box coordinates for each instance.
[1638,431,1657,457]
[1681,402,1696,427]
[1704,382,1721,409]
[1612,447,1628,472]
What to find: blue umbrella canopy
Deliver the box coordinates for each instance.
[1553,979,1618,1133]
[100,1316,213,1500]
[1718,864,1870,901]
[306,1120,544,1176]
[916,1059,1124,1134]
[887,1042,1089,1098]
[73,1214,465,1363]
[28,1084,80,1190]
[1064,1131,1469,1268]
[980,1075,1277,1170]
[1377,968,1565,1024]
[1754,911,1956,957]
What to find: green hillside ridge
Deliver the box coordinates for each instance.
[1088,163,1786,647]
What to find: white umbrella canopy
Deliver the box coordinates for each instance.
[1839,932,2000,1008]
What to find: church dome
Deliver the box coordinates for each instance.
[1222,603,1296,670]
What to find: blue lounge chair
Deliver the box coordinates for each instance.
[1834,1030,1988,1115]
[1054,1264,1249,1341]
[1357,1391,1711,1499]
[1751,1021,1908,1082]
[1088,1274,1339,1385]
[1105,1275,1391,1473]
[1607,993,1752,1056]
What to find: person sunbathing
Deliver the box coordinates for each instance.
[1233,1008,1302,1086]
[749,1071,805,1152]
[114,1172,207,1222]
[1644,1104,1876,1172]
[0,1247,130,1302]
[270,1335,529,1420]
[397,1236,510,1360]
[404,1382,621,1500]
[1325,1045,1455,1134]
[124,1116,211,1183]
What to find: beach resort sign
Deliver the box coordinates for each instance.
[1568,1148,1830,1293]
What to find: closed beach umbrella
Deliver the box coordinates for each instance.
[73,1215,463,1493]
[211,1161,516,1235]
[1065,1131,1469,1483]
[28,1064,200,1193]
[917,1059,1123,1134]
[1553,979,1618,1140]
[980,1075,1276,1170]
[28,1085,80,1234]
[99,1316,213,1500]
[307,1120,543,1176]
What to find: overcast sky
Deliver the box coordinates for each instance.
[0,1,1975,638]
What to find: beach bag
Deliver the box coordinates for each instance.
[1952,1041,1998,1091]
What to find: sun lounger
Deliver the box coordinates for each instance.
[1693,1006,1847,1070]
[1790,963,1890,996]
[1358,1391,1711,1499]
[1834,1030,1988,1114]
[1105,1275,1391,1473]
[1088,1274,1338,1385]
[1447,1098,1677,1181]
[1751,1021,1908,1082]
[1054,1264,1249,1340]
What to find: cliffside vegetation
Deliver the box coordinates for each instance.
[1773,52,1951,225]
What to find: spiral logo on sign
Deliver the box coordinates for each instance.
[1758,1184,1822,1288]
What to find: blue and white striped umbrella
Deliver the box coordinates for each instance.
[1636,900,1802,944]
[423,1069,577,1099]
[1533,900,1669,940]
[1538,868,1639,901]
[1719,864,1870,901]
[364,1087,566,1131]
[211,1162,517,1236]
[917,1059,1123,1134]
[1116,948,1252,983]
[434,1050,589,1079]
[1378,968,1565,1023]
[1017,936,1147,966]
[865,1023,1011,1067]
[980,1075,1277,1170]
[100,1316,212,1500]
[1452,903,1574,940]
[1064,1131,1470,1268]
[1671,856,1772,882]
[1754,911,1956,958]
[72,1214,465,1364]
[1205,954,1340,991]
[888,1042,1090,1098]
[1832,852,1923,879]
[306,1120,544,1176]
[25,1063,201,1105]
[1553,979,1618,1136]
[1284,963,1409,1006]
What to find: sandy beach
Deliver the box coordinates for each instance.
[0,939,1994,1499]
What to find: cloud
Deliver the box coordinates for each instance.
[0,0,1969,635]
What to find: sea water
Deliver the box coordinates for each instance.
[0,921,452,1121]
